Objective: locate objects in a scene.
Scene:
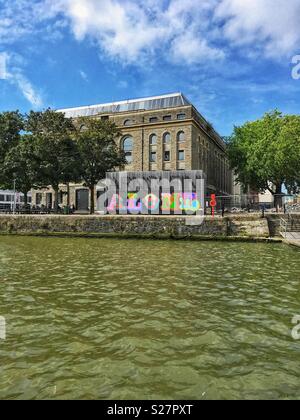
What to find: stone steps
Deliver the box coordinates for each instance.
[286,225,300,231]
[284,232,300,242]
[285,228,300,233]
[285,217,300,232]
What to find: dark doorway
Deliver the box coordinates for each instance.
[76,189,89,211]
[46,193,52,209]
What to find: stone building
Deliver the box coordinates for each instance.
[32,93,232,212]
[0,190,32,211]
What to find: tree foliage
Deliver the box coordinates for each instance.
[0,109,125,213]
[75,117,126,214]
[26,110,80,210]
[0,111,24,187]
[1,136,39,204]
[228,111,300,204]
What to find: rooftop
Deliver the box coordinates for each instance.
[57,93,191,118]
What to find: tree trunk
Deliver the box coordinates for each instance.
[90,185,95,214]
[53,187,59,212]
[23,192,28,206]
[274,184,283,213]
[67,183,70,207]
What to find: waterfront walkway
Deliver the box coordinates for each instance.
[284,232,300,247]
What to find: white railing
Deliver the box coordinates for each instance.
[280,217,289,238]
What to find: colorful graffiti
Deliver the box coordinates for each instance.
[107,193,202,213]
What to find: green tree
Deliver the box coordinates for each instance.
[75,118,126,214]
[228,111,300,208]
[279,115,300,194]
[2,136,39,205]
[0,111,24,187]
[26,109,74,135]
[26,110,80,211]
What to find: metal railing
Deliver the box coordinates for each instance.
[279,215,300,237]
[0,205,75,215]
[280,218,289,238]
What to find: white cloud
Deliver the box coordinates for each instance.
[0,0,63,44]
[215,0,300,57]
[79,70,88,82]
[59,0,169,63]
[11,73,43,108]
[1,0,300,69]
[0,52,8,79]
[2,52,43,108]
[46,0,224,64]
[53,0,300,63]
[170,33,225,65]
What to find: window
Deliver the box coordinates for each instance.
[149,134,157,145]
[122,136,133,164]
[177,131,185,143]
[124,119,133,126]
[123,137,133,152]
[163,115,172,121]
[36,193,42,206]
[46,193,53,209]
[163,132,171,144]
[149,117,158,123]
[101,115,109,121]
[125,152,132,164]
[150,152,157,163]
[178,150,185,161]
[59,191,64,205]
[0,195,4,202]
[164,151,170,162]
[177,113,186,120]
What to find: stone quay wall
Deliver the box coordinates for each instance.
[0,214,280,241]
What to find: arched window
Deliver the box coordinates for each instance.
[163,133,171,163]
[163,132,171,144]
[177,131,185,143]
[149,134,157,145]
[122,136,133,164]
[124,119,133,126]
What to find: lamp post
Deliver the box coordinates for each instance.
[13,175,16,215]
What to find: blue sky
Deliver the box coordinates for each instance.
[0,0,300,135]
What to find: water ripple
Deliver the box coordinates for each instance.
[0,236,299,400]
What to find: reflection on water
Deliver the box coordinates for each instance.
[0,236,299,400]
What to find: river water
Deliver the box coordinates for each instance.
[0,236,299,400]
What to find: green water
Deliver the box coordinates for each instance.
[0,236,299,400]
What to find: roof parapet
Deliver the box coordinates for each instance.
[57,93,190,118]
